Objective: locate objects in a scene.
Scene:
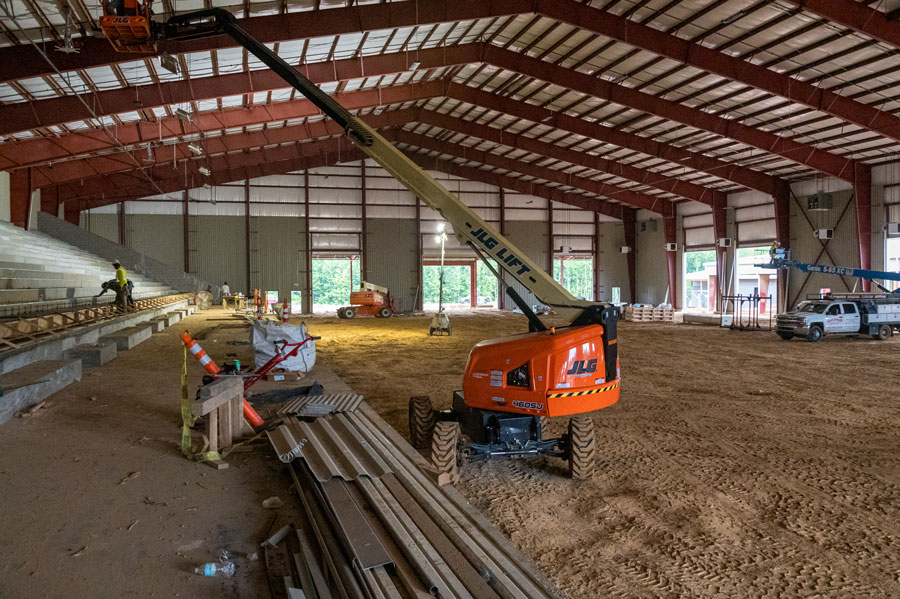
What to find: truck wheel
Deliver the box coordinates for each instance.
[408,396,435,449]
[344,307,356,319]
[432,421,461,484]
[377,306,392,318]
[874,324,892,340]
[777,332,794,341]
[806,326,823,343]
[567,415,595,481]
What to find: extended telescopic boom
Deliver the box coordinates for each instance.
[164,9,609,324]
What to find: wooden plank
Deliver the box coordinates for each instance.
[218,403,232,449]
[231,395,243,442]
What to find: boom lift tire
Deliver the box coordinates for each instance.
[432,421,461,483]
[567,415,595,481]
[408,396,435,449]
[777,332,794,341]
[343,307,357,319]
[376,306,393,318]
[806,325,823,343]
[874,324,892,340]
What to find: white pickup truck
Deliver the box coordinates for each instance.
[776,294,900,342]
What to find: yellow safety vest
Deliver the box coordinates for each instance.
[116,266,128,287]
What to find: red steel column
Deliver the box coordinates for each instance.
[118,201,126,246]
[623,208,637,304]
[182,190,190,274]
[499,187,507,310]
[245,179,252,292]
[773,181,791,312]
[360,161,367,280]
[304,171,313,313]
[855,164,872,292]
[712,192,727,313]
[664,203,678,309]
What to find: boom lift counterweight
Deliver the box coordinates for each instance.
[108,9,623,480]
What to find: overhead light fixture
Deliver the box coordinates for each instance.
[541,114,553,123]
[202,183,212,190]
[198,166,211,176]
[160,52,179,75]
[372,106,384,115]
[409,61,421,70]
[54,7,79,54]
[175,108,192,121]
[188,143,203,155]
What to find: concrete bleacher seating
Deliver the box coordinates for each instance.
[0,221,174,318]
[0,221,194,424]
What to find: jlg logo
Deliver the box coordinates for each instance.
[566,359,597,375]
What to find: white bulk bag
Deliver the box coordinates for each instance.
[251,320,316,372]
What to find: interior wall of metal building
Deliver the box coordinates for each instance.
[365,218,419,312]
[189,215,246,294]
[504,220,550,310]
[127,214,184,271]
[595,221,630,303]
[251,216,308,309]
[784,188,859,306]
[635,217,670,305]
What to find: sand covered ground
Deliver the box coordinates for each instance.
[312,311,900,599]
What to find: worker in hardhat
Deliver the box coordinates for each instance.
[103,260,134,311]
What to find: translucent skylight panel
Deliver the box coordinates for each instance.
[246,43,278,71]
[184,51,216,78]
[0,83,24,103]
[195,99,219,111]
[221,94,244,108]
[118,111,142,122]
[216,47,245,74]
[270,89,293,102]
[83,66,127,90]
[16,77,62,100]
[333,33,364,61]
[48,71,88,95]
[277,39,306,64]
[251,91,269,104]
[304,36,336,63]
[116,60,153,86]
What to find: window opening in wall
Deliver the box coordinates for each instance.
[552,256,594,300]
[684,249,716,312]
[312,255,360,313]
[421,259,499,310]
[290,290,303,314]
[886,238,900,291]
[611,287,621,304]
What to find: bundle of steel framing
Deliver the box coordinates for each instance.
[264,402,564,599]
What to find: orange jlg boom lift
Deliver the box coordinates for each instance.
[105,9,621,480]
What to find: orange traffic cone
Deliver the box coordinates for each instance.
[181,331,264,427]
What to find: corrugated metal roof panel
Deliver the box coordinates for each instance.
[268,414,389,481]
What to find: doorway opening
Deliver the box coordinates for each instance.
[311,255,360,313]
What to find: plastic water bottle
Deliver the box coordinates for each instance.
[194,561,235,577]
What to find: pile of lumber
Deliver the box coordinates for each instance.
[623,305,675,323]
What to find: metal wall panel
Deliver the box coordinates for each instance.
[505,220,550,309]
[636,218,669,304]
[81,212,117,242]
[595,221,631,303]
[189,215,246,293]
[251,216,307,308]
[127,214,184,270]
[788,189,858,304]
[365,218,419,312]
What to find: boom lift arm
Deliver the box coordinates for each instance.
[762,249,900,294]
[161,8,618,380]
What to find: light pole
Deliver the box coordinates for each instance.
[429,223,452,335]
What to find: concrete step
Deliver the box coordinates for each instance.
[64,342,117,367]
[99,324,153,351]
[0,359,82,424]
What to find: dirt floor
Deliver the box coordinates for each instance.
[0,310,289,599]
[1,308,898,598]
[311,310,900,599]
